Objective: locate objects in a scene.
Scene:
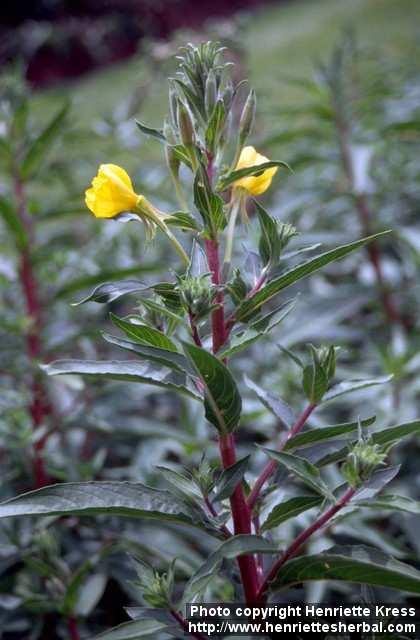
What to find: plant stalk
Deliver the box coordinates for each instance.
[247,403,316,511]
[219,433,260,603]
[204,238,226,353]
[68,616,81,640]
[257,485,356,601]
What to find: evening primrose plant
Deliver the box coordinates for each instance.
[1,42,420,639]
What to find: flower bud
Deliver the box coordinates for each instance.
[178,273,215,320]
[239,89,256,145]
[342,439,387,488]
[177,101,195,147]
[205,69,218,117]
[168,81,178,127]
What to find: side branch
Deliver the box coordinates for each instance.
[247,403,316,511]
[257,485,356,601]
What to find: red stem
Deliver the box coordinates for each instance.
[247,403,316,512]
[204,238,226,353]
[68,616,81,640]
[219,433,260,603]
[204,495,232,538]
[188,312,203,347]
[14,176,50,487]
[204,164,259,603]
[257,485,356,601]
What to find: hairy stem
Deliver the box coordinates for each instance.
[204,238,226,353]
[219,433,260,603]
[68,616,81,640]
[257,485,356,601]
[247,403,316,512]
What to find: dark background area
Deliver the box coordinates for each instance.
[0,0,275,87]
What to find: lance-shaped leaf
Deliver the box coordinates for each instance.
[183,343,241,433]
[0,482,200,527]
[41,360,200,400]
[263,448,332,499]
[166,211,200,232]
[21,102,69,178]
[323,375,393,402]
[182,535,277,604]
[217,160,291,191]
[71,280,148,305]
[261,496,323,532]
[91,618,176,639]
[284,416,376,451]
[0,197,27,250]
[271,545,420,595]
[135,120,166,142]
[102,334,194,376]
[109,314,178,352]
[193,164,226,236]
[221,299,296,359]
[357,495,420,514]
[318,420,420,467]
[244,375,295,430]
[235,232,391,322]
[213,456,250,501]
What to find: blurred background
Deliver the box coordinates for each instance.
[1,1,420,638]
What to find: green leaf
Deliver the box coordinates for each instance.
[263,448,332,498]
[218,160,291,191]
[91,618,174,639]
[135,120,166,142]
[169,144,193,169]
[372,421,420,448]
[357,494,420,514]
[236,232,391,322]
[323,375,393,402]
[109,314,178,352]
[0,197,27,249]
[62,275,153,304]
[183,343,242,434]
[213,456,250,501]
[221,299,296,359]
[284,416,376,451]
[302,346,328,404]
[182,535,276,604]
[261,496,323,532]
[271,545,420,595]
[41,360,200,400]
[21,102,69,178]
[0,482,198,527]
[166,211,200,232]
[255,201,281,267]
[193,164,226,236]
[102,334,193,376]
[205,99,226,153]
[157,467,202,504]
[244,375,295,430]
[318,421,420,468]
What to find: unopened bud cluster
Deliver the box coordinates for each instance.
[177,273,216,321]
[342,439,387,488]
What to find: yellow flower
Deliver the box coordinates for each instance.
[233,146,278,196]
[85,164,140,218]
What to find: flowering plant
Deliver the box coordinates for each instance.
[1,42,420,639]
